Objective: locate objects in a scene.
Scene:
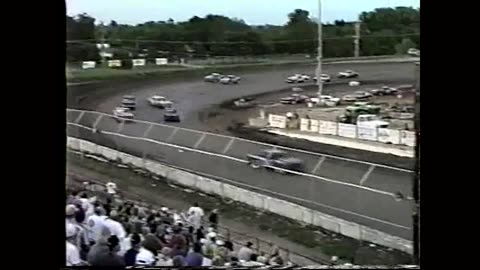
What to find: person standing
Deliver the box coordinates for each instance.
[185,242,204,267]
[208,209,219,229]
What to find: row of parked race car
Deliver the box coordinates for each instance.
[285,70,359,83]
[204,73,241,84]
[279,85,399,106]
[112,95,181,122]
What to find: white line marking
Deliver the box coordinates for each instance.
[67,109,413,173]
[222,138,235,154]
[193,133,206,149]
[69,122,400,197]
[360,165,376,186]
[166,127,179,142]
[142,124,154,137]
[73,111,85,123]
[92,115,103,129]
[311,156,326,174]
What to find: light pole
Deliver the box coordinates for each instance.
[316,0,323,98]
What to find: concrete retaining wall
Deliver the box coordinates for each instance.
[67,136,413,254]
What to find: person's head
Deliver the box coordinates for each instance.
[225,241,234,251]
[71,191,79,197]
[75,210,85,224]
[188,226,194,234]
[193,242,202,253]
[246,242,253,248]
[250,253,258,262]
[66,204,76,219]
[141,226,150,236]
[194,203,199,207]
[94,206,105,216]
[160,247,172,258]
[130,233,141,249]
[106,197,112,205]
[80,193,88,199]
[172,255,186,267]
[107,235,121,253]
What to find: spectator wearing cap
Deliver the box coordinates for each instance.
[66,223,84,266]
[86,207,108,245]
[238,242,254,261]
[141,226,163,256]
[214,240,228,259]
[123,233,141,266]
[168,225,188,257]
[185,242,204,267]
[156,247,173,266]
[87,235,125,267]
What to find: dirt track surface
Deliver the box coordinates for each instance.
[67,62,416,241]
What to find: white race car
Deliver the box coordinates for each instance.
[219,75,241,84]
[204,73,223,83]
[313,74,331,82]
[112,107,134,122]
[338,70,359,78]
[285,74,310,83]
[407,48,420,57]
[148,95,171,108]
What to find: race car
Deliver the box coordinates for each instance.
[407,48,420,57]
[148,95,171,108]
[313,74,331,82]
[204,73,223,83]
[112,107,134,122]
[121,95,136,110]
[285,74,310,83]
[163,108,180,122]
[310,95,341,106]
[337,70,359,78]
[341,94,357,103]
[353,91,373,100]
[246,149,304,173]
[219,75,241,84]
[280,94,310,104]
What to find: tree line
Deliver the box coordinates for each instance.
[66,7,419,63]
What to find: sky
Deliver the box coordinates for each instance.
[66,0,420,26]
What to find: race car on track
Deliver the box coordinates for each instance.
[121,95,136,110]
[291,87,304,92]
[280,94,310,104]
[164,108,180,122]
[148,95,172,108]
[247,149,304,173]
[341,94,357,103]
[353,91,373,100]
[219,75,241,84]
[337,70,359,78]
[204,73,223,83]
[407,48,420,57]
[310,95,341,106]
[313,74,331,82]
[112,107,134,122]
[285,74,310,83]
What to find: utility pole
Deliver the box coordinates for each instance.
[316,0,323,98]
[354,21,361,57]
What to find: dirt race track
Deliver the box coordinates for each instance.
[67,62,417,241]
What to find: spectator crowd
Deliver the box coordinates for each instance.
[65,182,289,267]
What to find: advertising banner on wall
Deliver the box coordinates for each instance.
[338,123,357,138]
[318,120,338,135]
[268,114,287,129]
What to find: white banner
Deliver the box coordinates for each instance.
[156,58,168,65]
[108,60,122,67]
[357,126,378,141]
[300,118,310,131]
[400,130,416,147]
[378,128,401,144]
[338,123,357,138]
[310,119,319,133]
[268,114,287,129]
[81,61,96,69]
[132,59,146,66]
[318,120,337,135]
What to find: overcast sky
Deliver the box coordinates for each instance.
[66,0,420,25]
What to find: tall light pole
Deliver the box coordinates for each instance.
[316,0,323,98]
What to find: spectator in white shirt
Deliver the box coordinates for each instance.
[188,203,204,218]
[87,207,108,244]
[135,246,156,266]
[66,223,83,266]
[104,210,126,245]
[238,242,254,261]
[106,182,117,195]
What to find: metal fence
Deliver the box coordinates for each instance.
[66,171,331,266]
[66,108,415,240]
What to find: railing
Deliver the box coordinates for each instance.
[66,170,333,266]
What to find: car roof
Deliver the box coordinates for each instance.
[123,95,135,98]
[263,149,286,154]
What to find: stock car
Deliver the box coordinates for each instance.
[219,75,241,84]
[280,94,310,104]
[313,74,331,82]
[204,73,224,83]
[353,91,373,100]
[285,74,310,83]
[112,107,134,122]
[121,95,136,110]
[246,149,304,173]
[148,95,172,108]
[337,70,359,78]
[164,108,180,122]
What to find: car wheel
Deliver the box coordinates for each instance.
[249,162,261,169]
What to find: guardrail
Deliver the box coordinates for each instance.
[66,170,332,266]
